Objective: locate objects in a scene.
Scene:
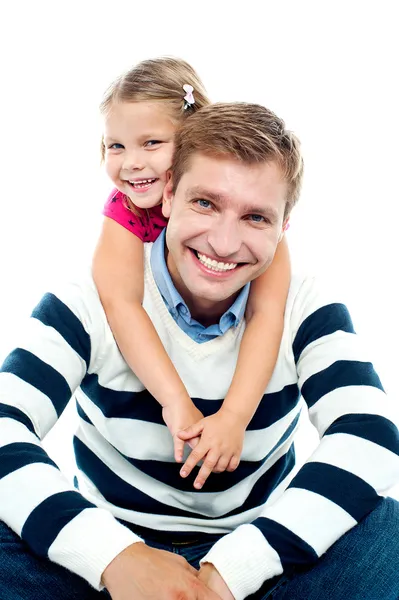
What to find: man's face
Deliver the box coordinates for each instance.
[163,154,288,307]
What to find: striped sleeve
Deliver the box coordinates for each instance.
[0,282,141,589]
[201,276,399,600]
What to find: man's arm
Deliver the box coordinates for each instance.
[199,276,399,600]
[0,280,141,589]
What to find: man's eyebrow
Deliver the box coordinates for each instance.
[185,186,224,204]
[186,186,280,221]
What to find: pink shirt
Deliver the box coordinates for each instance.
[102,189,168,242]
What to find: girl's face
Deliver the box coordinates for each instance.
[103,101,177,209]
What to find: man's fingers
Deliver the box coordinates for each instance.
[180,442,210,478]
[198,586,225,600]
[193,452,220,489]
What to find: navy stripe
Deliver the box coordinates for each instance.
[80,373,300,431]
[228,446,296,519]
[31,293,91,369]
[74,436,202,519]
[0,442,58,480]
[293,303,355,364]
[75,402,300,492]
[21,491,95,557]
[0,402,37,436]
[0,349,72,417]
[76,401,92,424]
[73,436,295,520]
[325,413,399,456]
[301,360,384,409]
[289,462,381,521]
[253,517,318,567]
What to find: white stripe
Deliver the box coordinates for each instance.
[19,317,87,392]
[77,412,174,461]
[75,422,296,518]
[308,385,395,434]
[0,372,58,438]
[48,507,141,590]
[76,388,302,463]
[297,330,370,386]
[308,432,399,494]
[0,417,42,450]
[262,487,356,556]
[243,405,302,461]
[0,462,76,535]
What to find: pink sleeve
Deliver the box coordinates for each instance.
[102,189,147,242]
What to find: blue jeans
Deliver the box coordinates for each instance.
[1,497,399,599]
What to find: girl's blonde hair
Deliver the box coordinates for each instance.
[100,56,210,161]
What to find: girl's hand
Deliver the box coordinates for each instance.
[177,408,245,489]
[162,401,204,463]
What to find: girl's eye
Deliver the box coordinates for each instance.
[108,143,124,150]
[145,140,162,147]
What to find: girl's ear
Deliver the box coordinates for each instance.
[162,171,174,218]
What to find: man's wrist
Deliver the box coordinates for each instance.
[101,541,145,589]
[199,563,235,600]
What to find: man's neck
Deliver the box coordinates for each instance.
[165,249,239,326]
[182,291,240,327]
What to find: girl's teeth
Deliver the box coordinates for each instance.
[197,252,237,272]
[129,179,156,188]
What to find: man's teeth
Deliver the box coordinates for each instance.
[129,179,156,188]
[196,252,237,272]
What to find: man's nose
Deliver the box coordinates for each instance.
[122,149,144,171]
[207,216,242,258]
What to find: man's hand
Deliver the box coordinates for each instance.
[198,564,235,600]
[102,542,222,600]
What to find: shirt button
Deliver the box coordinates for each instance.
[180,306,187,315]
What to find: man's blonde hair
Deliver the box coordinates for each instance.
[171,103,304,217]
[100,57,210,161]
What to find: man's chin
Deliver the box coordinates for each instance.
[184,279,244,306]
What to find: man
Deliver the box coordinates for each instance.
[0,103,398,600]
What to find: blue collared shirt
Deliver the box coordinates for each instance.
[150,230,249,343]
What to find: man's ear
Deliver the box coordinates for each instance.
[278,217,290,242]
[162,170,174,219]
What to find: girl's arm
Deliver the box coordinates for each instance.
[92,217,203,461]
[178,237,291,489]
[223,236,291,422]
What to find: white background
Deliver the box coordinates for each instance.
[0,1,398,494]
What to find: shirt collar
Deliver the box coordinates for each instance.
[150,230,249,330]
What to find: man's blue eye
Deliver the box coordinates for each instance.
[249,214,265,223]
[109,143,124,149]
[197,199,211,208]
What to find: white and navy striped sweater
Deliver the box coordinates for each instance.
[0,244,398,599]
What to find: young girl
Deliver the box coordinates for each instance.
[92,57,291,490]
